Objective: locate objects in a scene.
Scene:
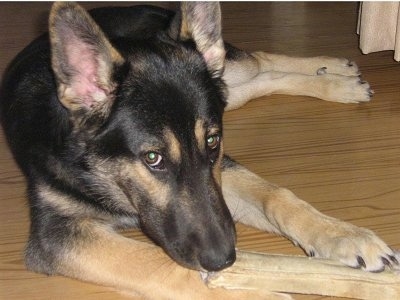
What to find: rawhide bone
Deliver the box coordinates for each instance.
[205,250,400,299]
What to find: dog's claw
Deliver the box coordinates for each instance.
[368,89,375,97]
[389,254,399,265]
[357,256,366,269]
[382,256,391,267]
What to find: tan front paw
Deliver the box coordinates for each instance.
[303,222,399,272]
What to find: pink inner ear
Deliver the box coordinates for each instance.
[64,35,107,108]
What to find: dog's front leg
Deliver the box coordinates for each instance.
[221,157,399,272]
[26,217,290,300]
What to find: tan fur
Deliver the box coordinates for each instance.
[59,220,290,300]
[221,164,392,271]
[163,128,181,164]
[212,141,224,187]
[38,183,97,217]
[224,52,372,110]
[125,162,171,208]
[195,119,206,151]
[179,8,190,40]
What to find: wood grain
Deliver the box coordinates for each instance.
[1,2,399,300]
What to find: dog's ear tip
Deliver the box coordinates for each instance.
[51,2,71,15]
[51,1,78,11]
[179,2,225,77]
[50,2,84,22]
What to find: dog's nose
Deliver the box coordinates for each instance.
[199,248,236,271]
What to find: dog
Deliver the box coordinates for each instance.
[0,2,398,299]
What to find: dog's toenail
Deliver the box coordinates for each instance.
[357,256,366,268]
[382,257,391,266]
[389,255,399,265]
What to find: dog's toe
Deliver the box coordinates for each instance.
[320,74,373,103]
[345,60,360,75]
[305,222,398,272]
[318,58,360,76]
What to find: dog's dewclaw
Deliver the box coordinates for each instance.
[206,250,400,300]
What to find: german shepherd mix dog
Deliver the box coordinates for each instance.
[0,2,398,299]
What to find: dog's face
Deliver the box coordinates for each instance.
[49,3,236,271]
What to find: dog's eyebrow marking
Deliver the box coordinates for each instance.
[163,128,181,164]
[195,119,206,151]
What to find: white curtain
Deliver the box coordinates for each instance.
[357,2,400,62]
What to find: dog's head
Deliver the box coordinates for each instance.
[49,2,235,271]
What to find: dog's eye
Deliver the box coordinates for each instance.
[206,134,220,150]
[144,152,164,169]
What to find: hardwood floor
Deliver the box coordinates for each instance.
[1,2,399,299]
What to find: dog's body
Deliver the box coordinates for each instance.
[0,3,397,299]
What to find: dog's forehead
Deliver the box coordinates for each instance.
[122,40,225,111]
[118,50,224,126]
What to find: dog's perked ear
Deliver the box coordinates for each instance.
[177,2,225,77]
[49,2,124,115]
